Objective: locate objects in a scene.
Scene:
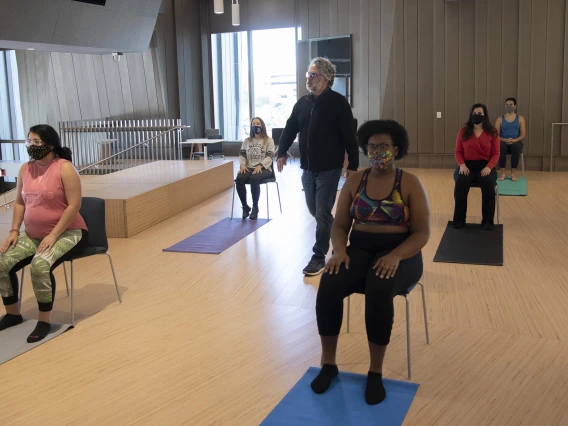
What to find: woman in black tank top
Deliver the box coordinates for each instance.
[310,120,431,405]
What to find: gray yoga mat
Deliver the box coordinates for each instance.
[163,217,271,254]
[0,319,73,365]
[433,221,503,266]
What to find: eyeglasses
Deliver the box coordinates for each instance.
[25,139,44,146]
[366,143,393,153]
[306,72,319,79]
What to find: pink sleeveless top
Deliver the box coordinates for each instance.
[21,158,87,239]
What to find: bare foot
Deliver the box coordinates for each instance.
[511,174,518,181]
[498,174,506,181]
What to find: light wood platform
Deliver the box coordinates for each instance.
[80,160,234,238]
[1,161,568,425]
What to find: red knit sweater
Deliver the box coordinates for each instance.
[455,128,500,169]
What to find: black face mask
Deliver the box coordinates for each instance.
[471,114,485,125]
[27,145,53,161]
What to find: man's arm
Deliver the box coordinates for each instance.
[515,116,526,142]
[339,99,359,171]
[495,116,509,142]
[277,102,301,158]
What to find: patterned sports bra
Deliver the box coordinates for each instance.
[350,168,410,227]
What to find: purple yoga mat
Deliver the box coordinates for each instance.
[163,217,271,254]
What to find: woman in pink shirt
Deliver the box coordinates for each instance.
[0,124,88,343]
[453,104,500,231]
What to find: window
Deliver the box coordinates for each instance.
[251,28,297,135]
[211,31,250,141]
[211,27,297,141]
[0,50,27,183]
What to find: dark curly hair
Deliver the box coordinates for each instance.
[461,103,497,141]
[28,124,72,162]
[356,119,409,160]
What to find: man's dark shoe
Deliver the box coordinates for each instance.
[303,258,325,276]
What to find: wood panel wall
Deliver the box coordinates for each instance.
[290,0,568,171]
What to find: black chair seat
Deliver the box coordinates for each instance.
[352,284,415,298]
[69,246,107,260]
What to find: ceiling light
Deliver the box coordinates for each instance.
[214,0,223,14]
[232,0,239,26]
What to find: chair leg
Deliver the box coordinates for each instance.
[70,260,75,326]
[63,262,70,296]
[346,295,351,333]
[266,183,270,220]
[231,184,235,219]
[19,268,24,310]
[106,253,122,303]
[405,295,411,380]
[495,185,500,225]
[417,282,430,344]
[276,182,282,213]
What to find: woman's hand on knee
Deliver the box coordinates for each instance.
[481,167,491,177]
[459,164,469,176]
[1,231,19,253]
[373,253,401,279]
[238,164,248,174]
[36,233,57,254]
[324,252,350,274]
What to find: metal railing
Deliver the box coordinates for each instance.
[0,120,190,209]
[60,119,185,175]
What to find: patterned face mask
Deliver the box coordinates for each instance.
[369,150,394,170]
[27,145,53,161]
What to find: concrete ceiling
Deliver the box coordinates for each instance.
[0,0,162,54]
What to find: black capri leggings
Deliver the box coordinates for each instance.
[316,231,423,346]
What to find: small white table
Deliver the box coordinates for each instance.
[181,138,225,159]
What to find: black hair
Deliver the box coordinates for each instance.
[356,119,409,160]
[505,97,517,106]
[462,103,497,141]
[28,124,72,162]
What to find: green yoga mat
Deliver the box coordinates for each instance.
[497,177,527,196]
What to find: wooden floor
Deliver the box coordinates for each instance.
[2,160,568,425]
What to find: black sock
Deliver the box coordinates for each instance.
[0,313,23,331]
[311,364,338,394]
[27,321,51,343]
[365,371,386,405]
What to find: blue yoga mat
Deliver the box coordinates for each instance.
[261,367,419,426]
[163,218,270,254]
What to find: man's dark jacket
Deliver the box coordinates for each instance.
[277,87,359,172]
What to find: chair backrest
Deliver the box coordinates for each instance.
[207,142,223,155]
[79,197,109,250]
[272,128,284,145]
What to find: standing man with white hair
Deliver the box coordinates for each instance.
[277,57,359,276]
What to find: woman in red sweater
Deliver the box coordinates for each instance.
[453,103,500,231]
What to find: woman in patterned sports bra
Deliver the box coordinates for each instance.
[311,120,431,405]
